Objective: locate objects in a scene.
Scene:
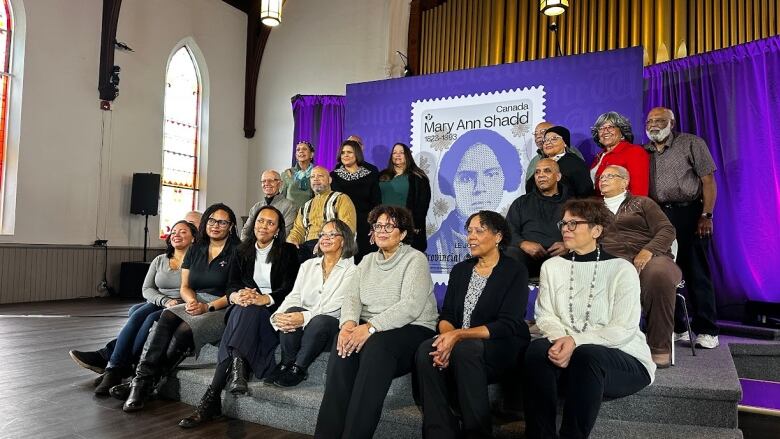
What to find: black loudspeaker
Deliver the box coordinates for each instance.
[130,173,161,215]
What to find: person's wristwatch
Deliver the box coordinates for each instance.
[701,212,713,220]
[367,323,377,335]
[207,303,216,312]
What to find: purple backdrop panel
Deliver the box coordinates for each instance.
[346,47,644,170]
[346,48,644,305]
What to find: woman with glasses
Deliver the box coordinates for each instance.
[282,141,316,209]
[264,219,357,388]
[121,203,241,412]
[331,139,382,263]
[525,125,593,197]
[314,205,439,439]
[178,205,300,428]
[590,111,650,196]
[378,142,432,252]
[416,210,529,438]
[524,198,654,439]
[599,165,681,368]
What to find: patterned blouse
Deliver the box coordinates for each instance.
[462,268,488,329]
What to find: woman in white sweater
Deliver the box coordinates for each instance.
[524,198,655,439]
[266,219,357,387]
[314,205,438,439]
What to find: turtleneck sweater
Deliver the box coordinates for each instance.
[604,191,627,214]
[535,247,656,382]
[340,243,438,332]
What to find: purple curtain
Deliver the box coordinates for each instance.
[644,36,780,318]
[292,95,346,171]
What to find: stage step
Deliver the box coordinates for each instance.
[729,340,780,382]
[738,378,780,416]
[164,340,743,437]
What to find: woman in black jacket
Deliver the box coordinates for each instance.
[378,142,432,251]
[415,210,529,438]
[178,205,300,428]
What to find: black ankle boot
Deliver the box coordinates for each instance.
[227,356,248,395]
[178,385,222,428]
[110,382,131,401]
[123,376,152,412]
[95,368,124,396]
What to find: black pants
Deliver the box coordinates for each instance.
[505,246,549,279]
[314,324,435,439]
[523,339,650,439]
[662,202,718,336]
[416,338,499,439]
[279,306,339,368]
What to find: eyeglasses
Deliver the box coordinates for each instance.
[318,231,343,240]
[465,226,489,235]
[533,130,548,137]
[598,173,625,182]
[543,136,563,144]
[372,222,397,233]
[261,179,280,184]
[207,218,232,228]
[557,220,590,232]
[645,118,670,127]
[596,124,618,133]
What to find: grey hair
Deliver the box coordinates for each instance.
[591,111,635,146]
[604,164,630,182]
[315,219,357,259]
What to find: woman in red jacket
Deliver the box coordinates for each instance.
[590,111,650,196]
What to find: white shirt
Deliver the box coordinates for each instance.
[253,241,274,306]
[604,191,627,214]
[271,256,357,329]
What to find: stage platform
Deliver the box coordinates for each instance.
[162,332,774,438]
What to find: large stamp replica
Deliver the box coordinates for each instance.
[411,87,546,281]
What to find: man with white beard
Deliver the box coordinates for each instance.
[644,107,719,349]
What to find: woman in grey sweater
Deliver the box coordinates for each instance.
[69,220,197,395]
[315,205,438,439]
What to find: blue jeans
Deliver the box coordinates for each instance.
[107,302,165,370]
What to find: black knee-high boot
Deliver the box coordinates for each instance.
[123,320,176,412]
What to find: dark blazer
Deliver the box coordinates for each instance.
[226,242,301,316]
[439,252,530,369]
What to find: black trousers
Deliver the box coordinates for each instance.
[279,306,339,368]
[523,339,650,439]
[314,324,435,439]
[416,338,500,439]
[505,246,548,279]
[662,202,719,336]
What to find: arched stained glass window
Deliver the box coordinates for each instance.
[0,1,13,203]
[160,46,201,237]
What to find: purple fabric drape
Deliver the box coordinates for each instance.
[644,36,780,318]
[292,95,346,171]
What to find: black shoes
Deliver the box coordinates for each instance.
[110,382,131,400]
[227,357,249,395]
[69,350,107,374]
[274,364,308,387]
[263,361,292,385]
[94,368,125,396]
[178,385,222,428]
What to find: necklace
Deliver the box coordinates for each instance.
[321,260,336,281]
[568,246,600,333]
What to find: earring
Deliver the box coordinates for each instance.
[274,233,278,238]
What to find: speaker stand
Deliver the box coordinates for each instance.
[143,214,149,262]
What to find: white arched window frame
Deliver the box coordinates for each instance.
[0,0,24,235]
[159,42,209,238]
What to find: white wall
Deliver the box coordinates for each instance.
[247,0,410,212]
[0,0,248,246]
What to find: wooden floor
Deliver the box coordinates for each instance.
[0,298,310,439]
